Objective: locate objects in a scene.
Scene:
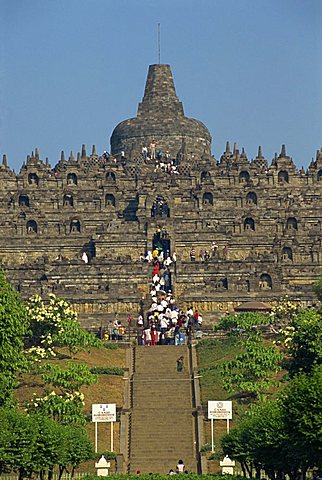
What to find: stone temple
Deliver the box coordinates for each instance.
[0,64,321,327]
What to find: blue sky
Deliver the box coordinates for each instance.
[1,0,321,170]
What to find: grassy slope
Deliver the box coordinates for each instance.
[196,337,243,471]
[196,336,285,474]
[15,344,126,473]
[197,338,242,404]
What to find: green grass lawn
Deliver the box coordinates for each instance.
[196,337,242,403]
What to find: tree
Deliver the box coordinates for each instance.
[0,270,29,406]
[221,367,322,478]
[281,309,322,376]
[269,295,300,329]
[221,341,282,398]
[26,363,97,425]
[221,419,255,477]
[27,414,62,480]
[215,312,271,339]
[0,407,39,479]
[27,390,87,426]
[222,400,301,480]
[312,276,322,302]
[42,362,97,393]
[26,293,101,359]
[25,295,101,425]
[217,312,282,398]
[58,425,94,479]
[0,408,94,479]
[282,365,322,470]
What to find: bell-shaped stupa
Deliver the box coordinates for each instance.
[110,64,211,160]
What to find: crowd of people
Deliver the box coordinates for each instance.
[137,232,203,346]
[189,242,228,261]
[96,228,203,344]
[141,140,180,175]
[96,275,202,346]
[100,140,181,175]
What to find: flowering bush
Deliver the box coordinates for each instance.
[281,309,322,375]
[25,345,54,363]
[24,362,97,425]
[27,390,86,425]
[27,294,101,358]
[270,296,300,326]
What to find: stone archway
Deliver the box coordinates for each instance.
[239,171,250,183]
[70,219,81,233]
[286,217,298,230]
[67,173,78,185]
[244,217,255,231]
[19,194,30,207]
[152,228,171,258]
[202,192,213,206]
[278,170,289,183]
[151,195,170,218]
[28,173,39,185]
[246,191,257,205]
[282,246,293,262]
[106,171,116,182]
[105,194,116,207]
[259,274,272,290]
[63,194,74,207]
[26,220,37,233]
[201,171,211,181]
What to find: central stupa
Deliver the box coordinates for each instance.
[110,64,211,160]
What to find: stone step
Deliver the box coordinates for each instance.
[135,352,186,359]
[135,352,187,357]
[130,423,193,431]
[132,403,192,409]
[129,459,197,474]
[132,394,191,400]
[131,409,193,415]
[129,443,194,452]
[132,388,191,396]
[131,422,193,429]
[131,412,192,419]
[130,428,193,437]
[130,459,194,468]
[133,385,191,390]
[134,374,188,379]
[130,457,195,466]
[130,425,194,432]
[130,436,193,443]
[129,459,196,465]
[132,374,191,380]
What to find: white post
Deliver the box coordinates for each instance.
[111,421,114,452]
[95,421,98,453]
[227,418,230,434]
[211,418,214,452]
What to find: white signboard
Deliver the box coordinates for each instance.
[92,403,116,423]
[208,401,232,420]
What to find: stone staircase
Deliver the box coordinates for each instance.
[128,345,199,474]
